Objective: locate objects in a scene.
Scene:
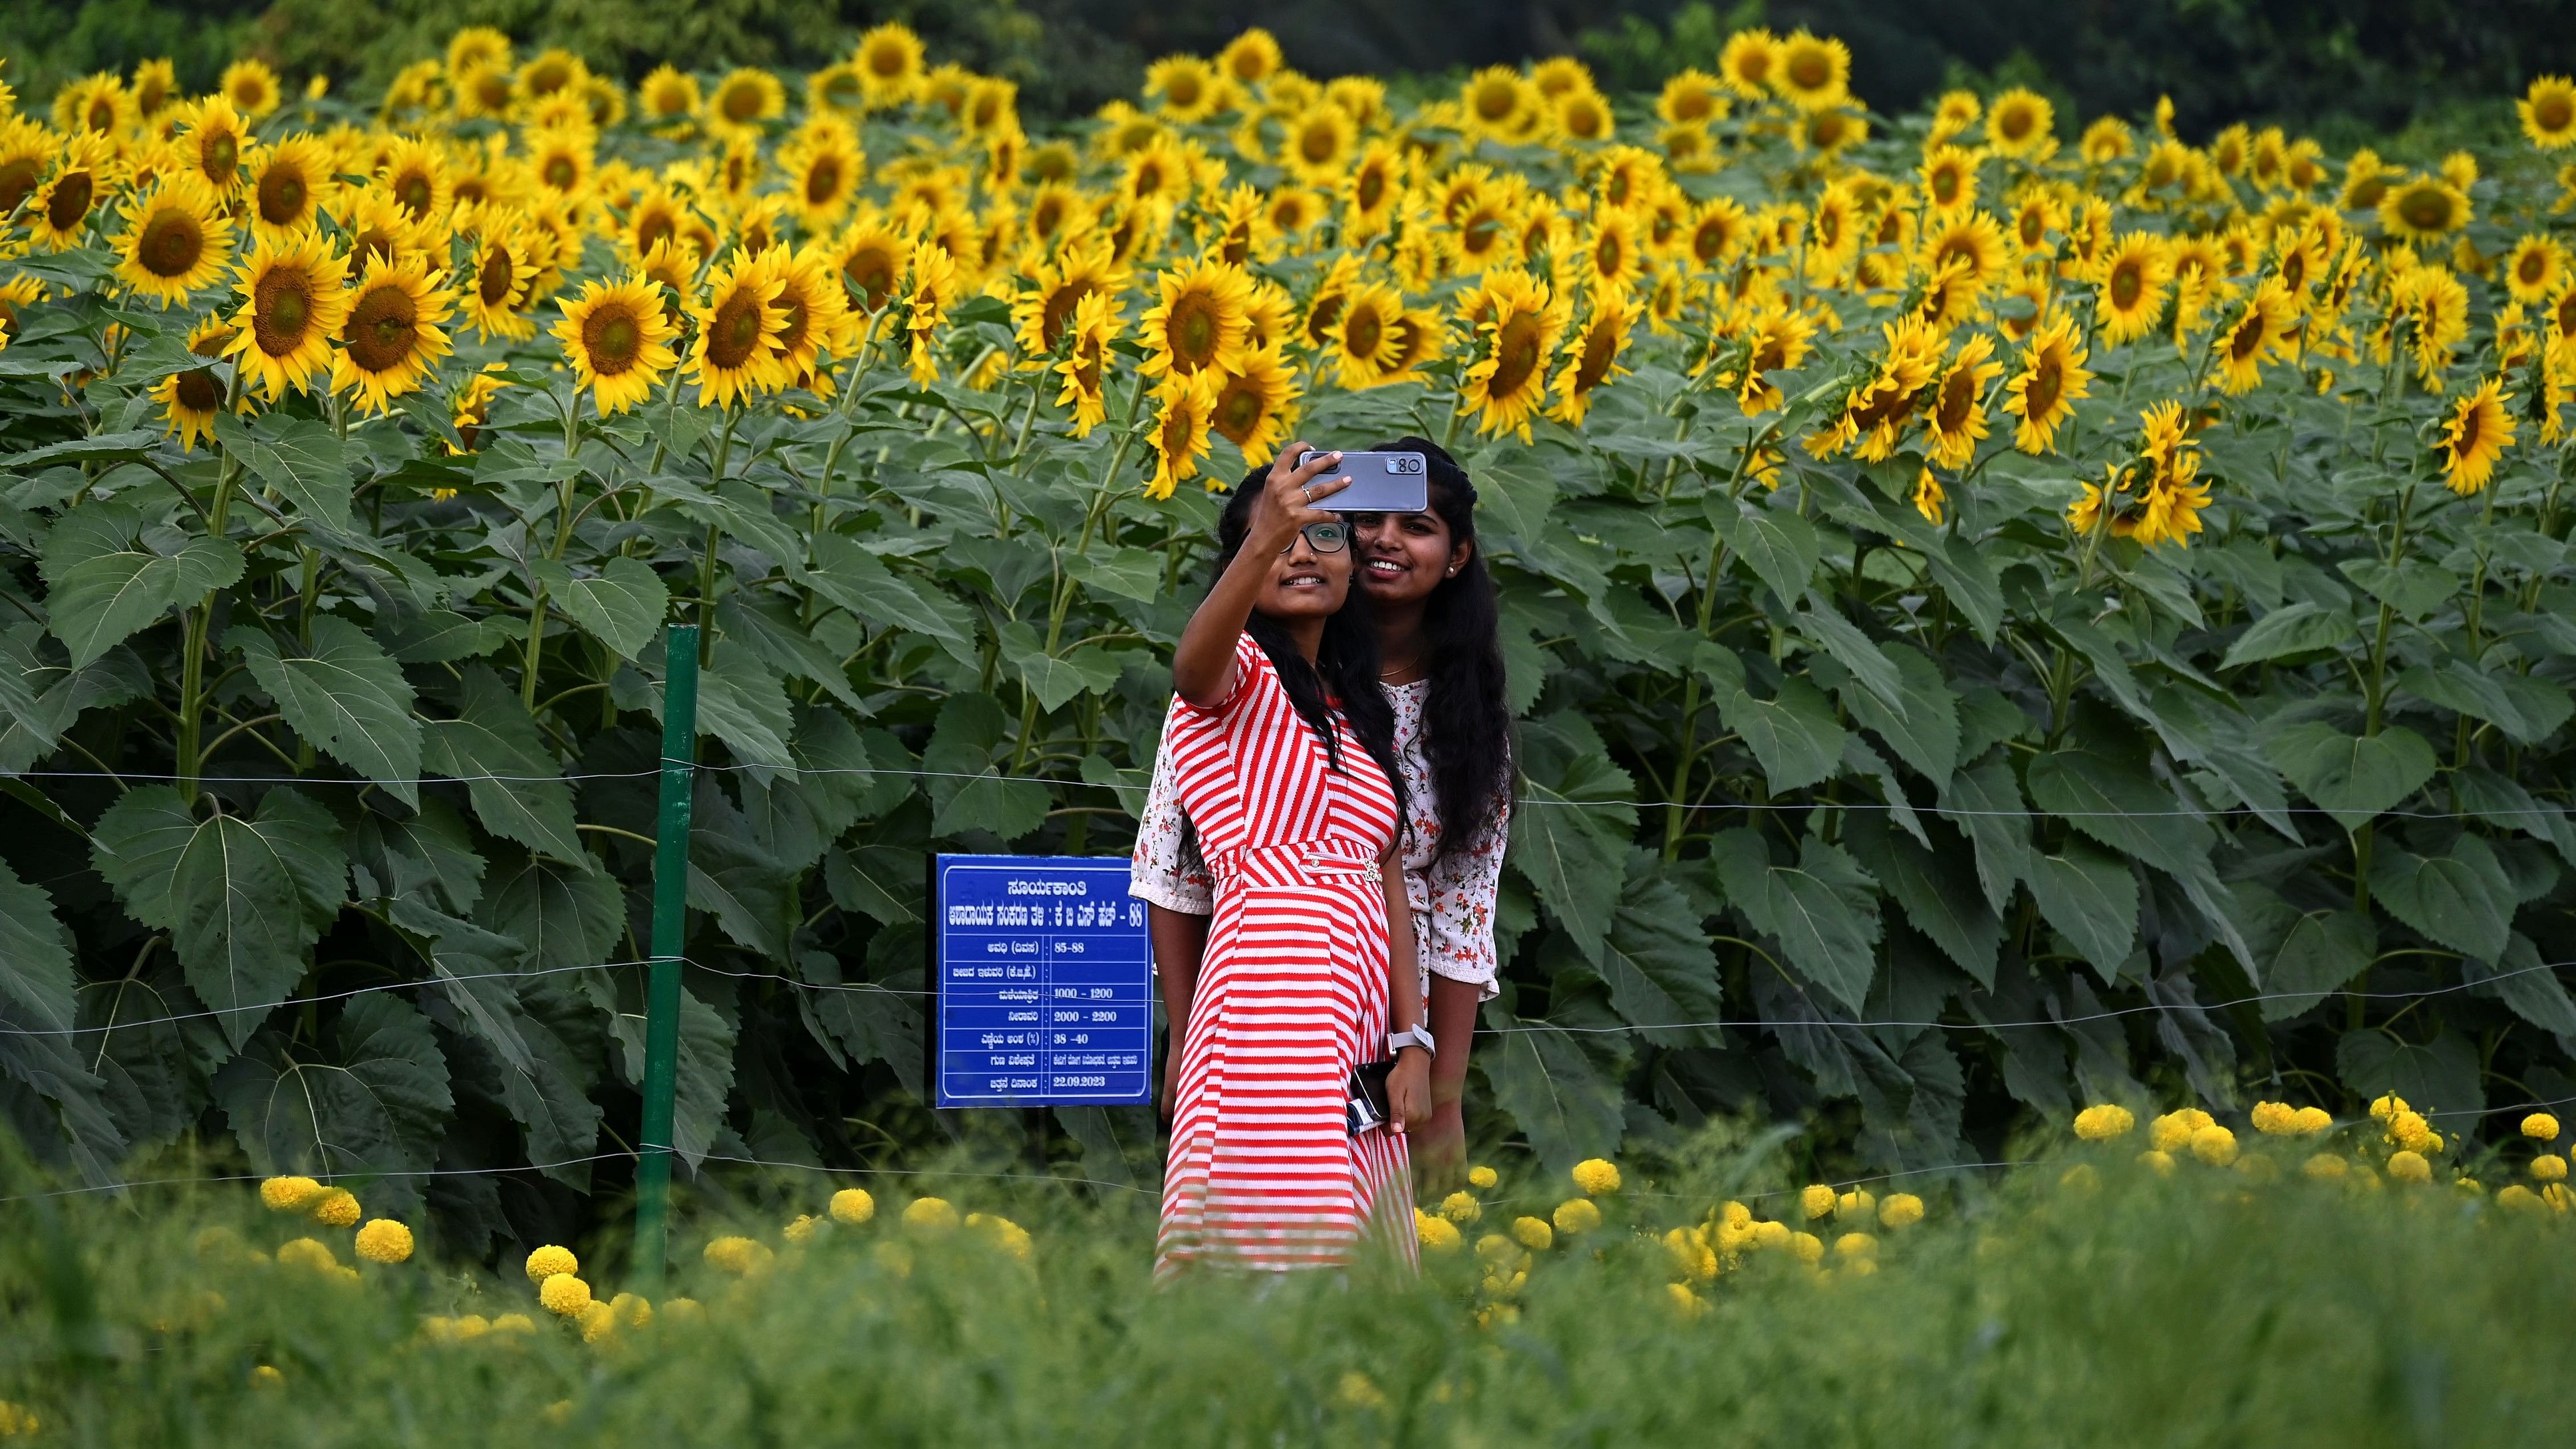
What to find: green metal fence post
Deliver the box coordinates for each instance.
[633,622,700,1287]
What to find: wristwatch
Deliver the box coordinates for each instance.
[1387,1025,1437,1060]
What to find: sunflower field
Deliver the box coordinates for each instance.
[4,21,2576,1261]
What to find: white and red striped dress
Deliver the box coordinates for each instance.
[1152,633,1417,1277]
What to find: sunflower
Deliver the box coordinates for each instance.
[1456,268,1568,442]
[1138,257,1253,381]
[0,275,41,350]
[224,231,349,399]
[1725,305,1817,416]
[1011,238,1124,363]
[446,27,511,78]
[1805,185,1862,284]
[1717,28,1778,99]
[541,274,677,418]
[1772,31,1850,110]
[639,65,701,126]
[56,72,134,136]
[1920,146,1980,216]
[1216,28,1282,87]
[115,175,233,306]
[1804,314,1945,461]
[2438,378,2516,495]
[151,317,238,451]
[1144,371,1220,500]
[525,125,595,203]
[1270,104,1355,188]
[1382,307,1447,387]
[679,250,786,406]
[131,58,178,120]
[846,23,925,111]
[700,69,783,141]
[517,48,584,101]
[762,244,858,380]
[1685,196,1751,273]
[243,136,329,241]
[1653,68,1727,129]
[2504,235,2568,306]
[1917,210,2009,295]
[1208,348,1301,458]
[2078,116,2133,166]
[331,253,454,414]
[2210,279,2294,395]
[1460,67,1537,142]
[1051,290,1121,438]
[378,137,452,227]
[1453,194,1522,275]
[1554,89,1615,146]
[219,59,282,118]
[2005,315,2092,454]
[1579,209,1647,295]
[1548,289,1640,427]
[778,122,863,231]
[901,241,962,385]
[450,63,515,120]
[1796,107,1868,156]
[1143,55,1225,124]
[172,96,253,199]
[26,135,114,250]
[1928,89,1982,144]
[963,78,1018,139]
[823,217,905,316]
[1916,332,2001,468]
[2006,187,2063,256]
[1985,88,2054,159]
[2378,174,2469,244]
[462,217,537,341]
[2092,233,2173,344]
[1308,279,1396,389]
[2523,75,2576,151]
[339,186,428,269]
[0,116,57,220]
[1912,468,1949,525]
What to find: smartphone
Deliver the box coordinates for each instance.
[1294,450,1429,513]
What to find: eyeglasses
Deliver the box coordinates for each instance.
[1280,521,1348,554]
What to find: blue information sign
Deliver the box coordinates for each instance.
[932,855,1154,1108]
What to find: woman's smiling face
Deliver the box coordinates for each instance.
[1350,509,1467,606]
[1255,522,1354,619]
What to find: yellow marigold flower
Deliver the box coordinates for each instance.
[1750,1220,1792,1250]
[249,1364,283,1390]
[2534,1155,2568,1183]
[2390,1111,2440,1154]
[577,1299,617,1343]
[1467,1165,1499,1190]
[2370,1094,2409,1121]
[2386,1150,2432,1184]
[1570,1158,1622,1196]
[1440,1191,1482,1224]
[2249,1101,2299,1135]
[309,1188,361,1228]
[784,1214,819,1246]
[611,1292,653,1329]
[2073,1104,2133,1142]
[2146,1108,2213,1152]
[2303,1152,2349,1181]
[538,1273,592,1316]
[2545,1184,2574,1212]
[260,1175,325,1212]
[830,1188,877,1226]
[902,1197,958,1232]
[1798,1184,1836,1220]
[965,1214,1035,1261]
[1552,1198,1602,1235]
[1511,1216,1554,1251]
[1878,1193,1924,1230]
[1662,1227,1717,1281]
[1667,1282,1707,1317]
[1719,1200,1752,1228]
[525,1245,579,1283]
[2497,1184,2543,1212]
[2059,1163,2101,1194]
[1833,1231,1877,1258]
[1789,1231,1825,1265]
[0,1400,41,1436]
[354,1219,414,1264]
[2291,1107,2333,1135]
[490,1313,537,1335]
[1417,1211,1463,1251]
[2523,1113,2562,1142]
[1475,1232,1523,1269]
[275,1236,337,1272]
[2190,1124,2239,1167]
[1836,1189,1875,1218]
[2139,1149,2177,1175]
[702,1236,774,1275]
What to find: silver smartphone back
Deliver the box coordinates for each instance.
[1294,450,1429,513]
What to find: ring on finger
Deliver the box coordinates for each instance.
[1299,483,1312,504]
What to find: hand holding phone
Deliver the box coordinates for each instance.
[1292,450,1428,513]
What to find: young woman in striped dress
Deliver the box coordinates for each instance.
[1151,444,1432,1277]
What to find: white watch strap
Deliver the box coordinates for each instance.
[1388,1025,1435,1059]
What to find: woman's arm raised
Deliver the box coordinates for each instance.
[1171,444,1350,706]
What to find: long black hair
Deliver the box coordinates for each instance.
[1208,466,1408,820]
[1369,437,1514,862]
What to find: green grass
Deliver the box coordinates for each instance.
[3,1134,2569,1449]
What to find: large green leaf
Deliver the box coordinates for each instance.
[44,534,242,668]
[2468,934,2576,1039]
[1937,757,2033,914]
[1709,828,1880,1012]
[0,856,76,1034]
[1844,815,2001,988]
[2257,906,2376,1022]
[231,617,423,807]
[1587,862,1724,1045]
[2218,600,2357,669]
[394,900,605,1188]
[694,653,795,766]
[2335,1028,2482,1120]
[1506,750,1636,964]
[2368,835,2514,962]
[532,554,669,660]
[1792,602,1906,716]
[2024,839,2138,978]
[90,786,345,1049]
[1479,1005,1626,1177]
[2338,557,2456,622]
[2264,723,2436,832]
[1716,676,1846,794]
[482,851,625,971]
[420,664,586,862]
[922,692,1048,843]
[213,410,352,531]
[1831,640,1960,783]
[214,993,454,1217]
[1709,495,1821,604]
[803,532,971,642]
